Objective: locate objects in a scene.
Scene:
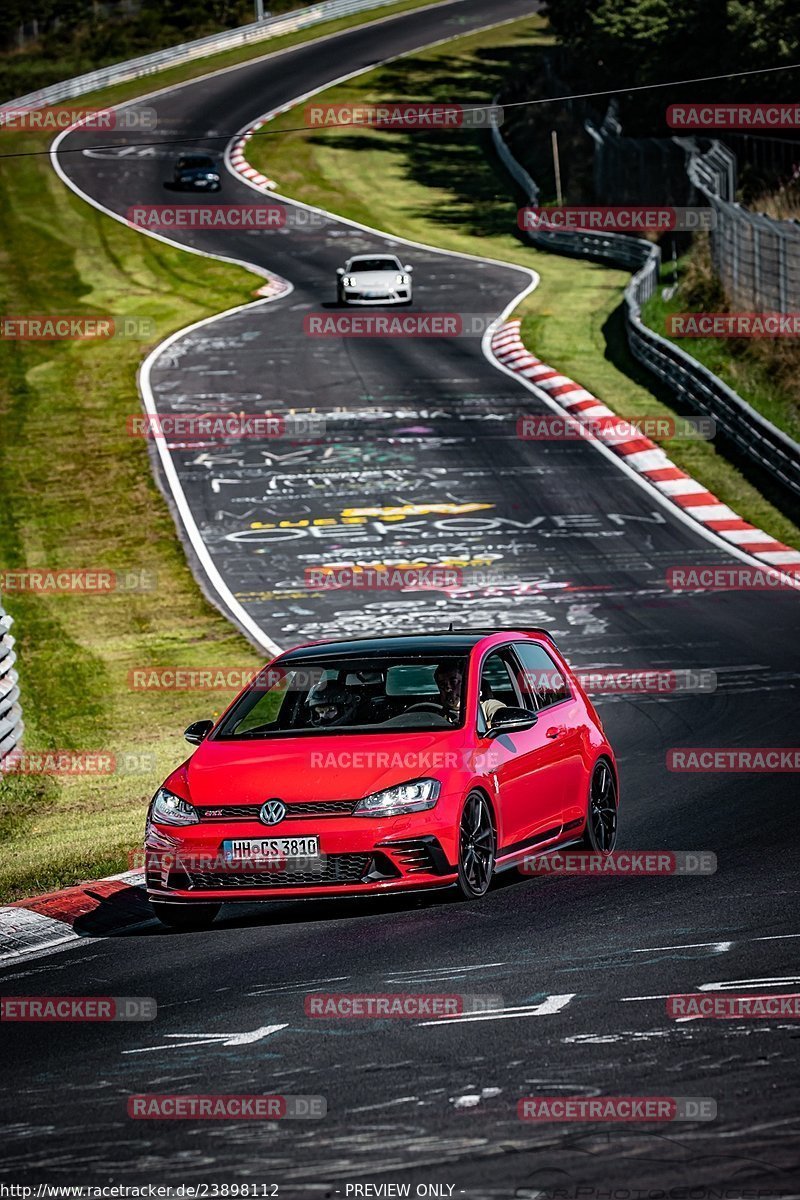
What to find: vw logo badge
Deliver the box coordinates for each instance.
[259,798,286,826]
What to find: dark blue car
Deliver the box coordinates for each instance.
[172,154,221,191]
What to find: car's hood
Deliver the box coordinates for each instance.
[348,270,399,286]
[186,729,462,806]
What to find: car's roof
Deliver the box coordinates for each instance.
[279,629,555,661]
[347,254,400,264]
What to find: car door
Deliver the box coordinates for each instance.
[475,647,565,858]
[512,640,587,831]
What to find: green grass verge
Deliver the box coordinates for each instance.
[248,15,800,553]
[1,0,448,115]
[0,0,414,101]
[0,126,267,901]
[0,0,458,903]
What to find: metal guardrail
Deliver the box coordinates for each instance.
[491,110,800,502]
[1,0,409,113]
[0,603,23,763]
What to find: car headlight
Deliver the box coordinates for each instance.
[396,274,410,285]
[151,787,199,826]
[353,778,440,817]
[342,276,356,287]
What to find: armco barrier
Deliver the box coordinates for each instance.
[491,106,800,502]
[0,0,410,114]
[0,603,23,763]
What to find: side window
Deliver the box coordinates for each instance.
[514,642,571,710]
[478,650,525,730]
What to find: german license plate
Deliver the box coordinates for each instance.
[222,836,319,862]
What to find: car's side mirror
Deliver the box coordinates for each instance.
[486,707,537,738]
[184,719,213,746]
[336,267,345,276]
[404,264,414,272]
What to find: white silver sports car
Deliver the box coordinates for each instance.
[336,254,413,305]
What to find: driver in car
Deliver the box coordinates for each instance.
[434,660,509,727]
[433,661,464,724]
[306,679,361,727]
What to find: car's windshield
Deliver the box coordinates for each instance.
[216,654,468,738]
[179,156,214,168]
[347,258,400,272]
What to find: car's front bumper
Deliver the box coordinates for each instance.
[176,178,220,189]
[145,815,457,903]
[339,289,411,305]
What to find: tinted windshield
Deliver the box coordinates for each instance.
[179,156,214,169]
[348,258,400,272]
[216,654,468,737]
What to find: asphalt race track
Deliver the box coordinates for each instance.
[1,0,799,1192]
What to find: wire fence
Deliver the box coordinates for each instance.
[688,142,800,313]
[585,102,698,209]
[585,103,800,314]
[0,601,22,764]
[490,106,800,502]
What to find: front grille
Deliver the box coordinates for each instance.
[184,852,372,889]
[196,800,356,822]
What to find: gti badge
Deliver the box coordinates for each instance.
[259,798,286,826]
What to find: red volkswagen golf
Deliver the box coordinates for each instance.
[144,629,619,928]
